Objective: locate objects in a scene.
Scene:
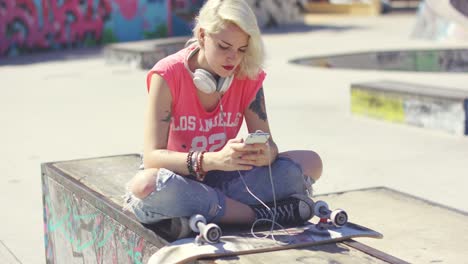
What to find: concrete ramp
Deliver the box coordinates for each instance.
[412,0,468,41]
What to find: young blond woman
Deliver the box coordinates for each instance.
[124,0,322,226]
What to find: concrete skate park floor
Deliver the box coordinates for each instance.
[1,13,468,263]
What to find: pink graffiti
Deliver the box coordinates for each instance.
[0,0,112,56]
[114,0,139,20]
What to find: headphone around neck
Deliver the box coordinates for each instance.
[184,46,234,94]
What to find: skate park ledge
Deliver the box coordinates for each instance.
[350,80,468,136]
[41,154,468,263]
[104,36,189,69]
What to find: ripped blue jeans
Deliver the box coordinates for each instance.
[123,156,313,224]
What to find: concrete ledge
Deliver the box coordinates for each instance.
[42,154,467,263]
[41,154,174,263]
[41,154,402,263]
[350,80,468,136]
[104,37,189,69]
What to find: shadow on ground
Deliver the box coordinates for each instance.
[0,47,105,66]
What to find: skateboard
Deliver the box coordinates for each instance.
[148,200,383,264]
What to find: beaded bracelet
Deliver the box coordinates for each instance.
[186,151,196,176]
[196,151,206,181]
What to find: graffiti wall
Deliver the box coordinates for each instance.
[0,0,305,58]
[0,0,204,57]
[169,0,205,36]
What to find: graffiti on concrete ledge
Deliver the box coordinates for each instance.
[42,176,156,263]
[351,88,467,135]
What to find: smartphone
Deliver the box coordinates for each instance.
[244,132,270,144]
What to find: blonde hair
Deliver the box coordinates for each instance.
[189,0,265,79]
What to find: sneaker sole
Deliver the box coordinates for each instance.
[291,194,315,221]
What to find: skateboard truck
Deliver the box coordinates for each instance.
[189,214,222,245]
[314,200,348,228]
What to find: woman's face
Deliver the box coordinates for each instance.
[201,23,249,78]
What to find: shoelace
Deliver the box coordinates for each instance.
[254,203,296,224]
[274,203,295,223]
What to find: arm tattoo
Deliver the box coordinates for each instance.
[249,87,267,121]
[161,110,172,123]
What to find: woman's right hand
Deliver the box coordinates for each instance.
[204,138,256,171]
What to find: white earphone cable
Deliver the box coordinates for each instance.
[218,94,291,243]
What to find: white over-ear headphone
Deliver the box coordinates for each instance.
[184,46,234,94]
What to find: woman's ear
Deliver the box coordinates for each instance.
[198,29,205,47]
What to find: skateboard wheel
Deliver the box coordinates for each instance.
[314,200,329,218]
[189,214,206,233]
[330,209,348,227]
[203,223,222,244]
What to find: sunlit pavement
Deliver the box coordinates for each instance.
[0,12,467,263]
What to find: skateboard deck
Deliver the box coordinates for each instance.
[148,219,383,264]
